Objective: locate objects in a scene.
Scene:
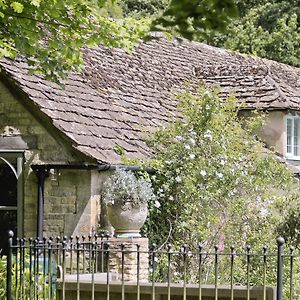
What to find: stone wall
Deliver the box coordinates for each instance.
[108,237,149,282]
[260,110,286,156]
[238,110,286,156]
[57,282,276,300]
[43,169,100,238]
[0,81,101,238]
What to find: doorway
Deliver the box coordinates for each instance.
[0,152,23,254]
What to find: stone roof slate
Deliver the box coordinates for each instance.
[1,37,300,164]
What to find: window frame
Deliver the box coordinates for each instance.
[285,115,300,160]
[0,150,24,236]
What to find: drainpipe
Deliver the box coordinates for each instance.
[33,167,49,240]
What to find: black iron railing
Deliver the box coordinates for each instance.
[4,231,299,300]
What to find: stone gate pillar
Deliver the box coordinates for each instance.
[108,237,149,282]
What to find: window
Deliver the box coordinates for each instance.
[0,152,23,254]
[286,115,300,158]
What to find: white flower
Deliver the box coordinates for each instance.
[203,130,212,141]
[157,188,164,196]
[228,188,237,197]
[220,159,226,166]
[175,176,182,183]
[190,138,196,145]
[200,170,207,177]
[216,172,223,179]
[189,154,195,159]
[169,196,174,201]
[184,144,191,150]
[154,200,161,208]
[175,135,183,141]
[260,207,268,218]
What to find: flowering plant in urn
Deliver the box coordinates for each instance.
[102,168,155,237]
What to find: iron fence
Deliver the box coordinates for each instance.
[4,231,299,300]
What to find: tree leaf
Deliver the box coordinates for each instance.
[10,2,24,13]
[30,0,41,7]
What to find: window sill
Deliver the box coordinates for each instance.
[285,155,300,161]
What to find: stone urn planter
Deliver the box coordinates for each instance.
[107,201,148,237]
[102,168,155,238]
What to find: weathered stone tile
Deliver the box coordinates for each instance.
[1,36,300,163]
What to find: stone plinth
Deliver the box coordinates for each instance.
[108,237,149,282]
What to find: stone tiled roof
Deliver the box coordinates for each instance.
[1,37,300,164]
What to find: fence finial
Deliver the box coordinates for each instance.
[276,236,285,246]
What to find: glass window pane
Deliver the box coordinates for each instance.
[0,163,17,206]
[294,119,299,156]
[287,118,292,154]
[296,119,300,156]
[293,118,300,157]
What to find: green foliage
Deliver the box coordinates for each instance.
[121,0,238,41]
[277,192,300,245]
[225,5,300,67]
[121,0,169,17]
[151,0,238,40]
[201,1,300,67]
[0,255,53,299]
[127,85,300,287]
[10,1,23,13]
[0,0,150,82]
[99,0,123,18]
[141,86,294,251]
[0,256,6,298]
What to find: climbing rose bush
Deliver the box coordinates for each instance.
[141,86,294,251]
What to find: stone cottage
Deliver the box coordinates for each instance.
[1,36,300,252]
